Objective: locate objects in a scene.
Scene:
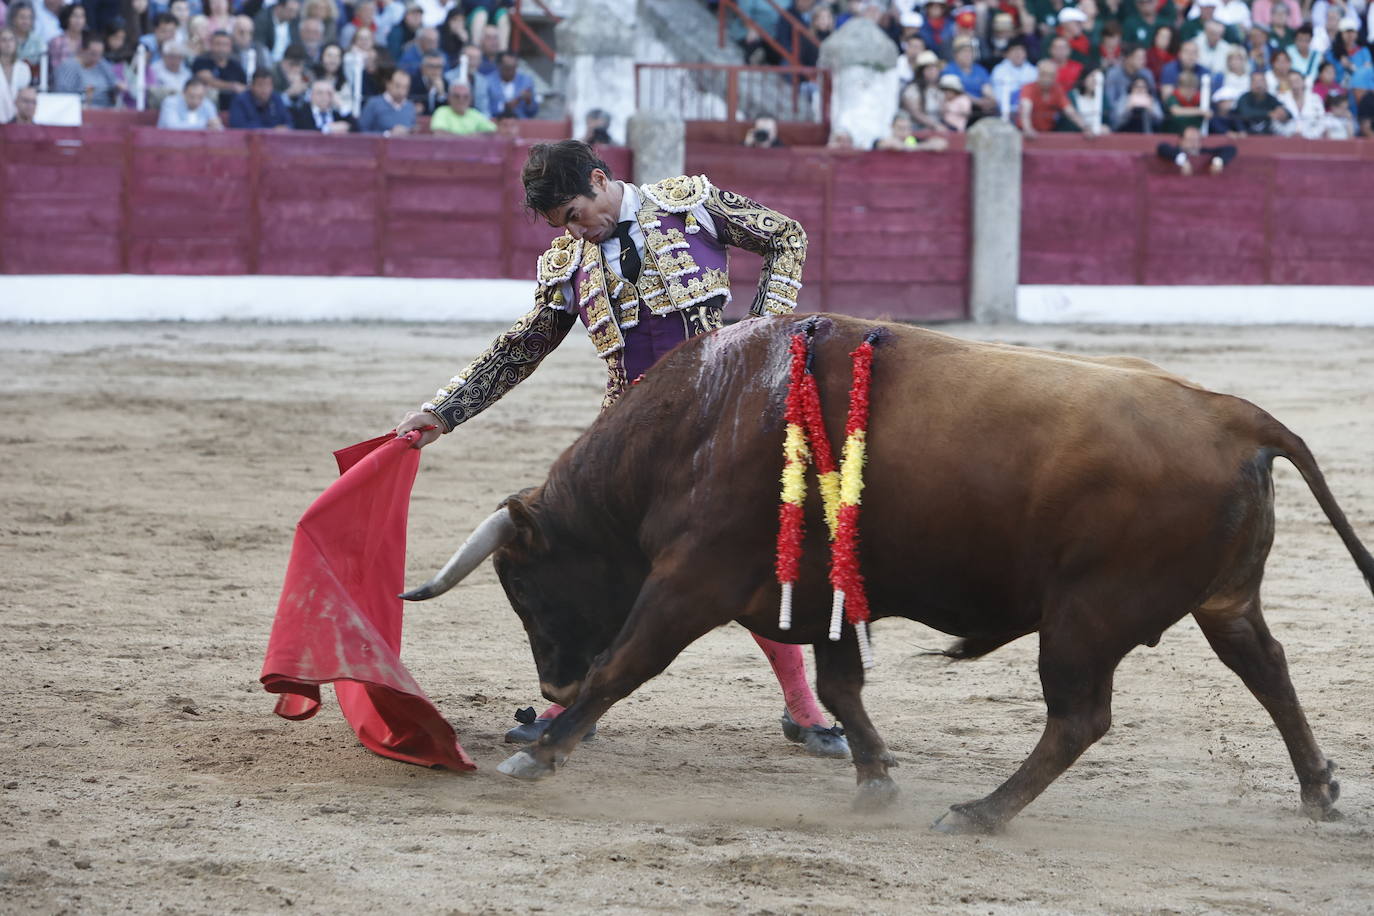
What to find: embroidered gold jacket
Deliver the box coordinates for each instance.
[423,175,807,431]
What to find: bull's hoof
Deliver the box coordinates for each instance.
[496,750,554,781]
[851,777,899,813]
[503,709,597,745]
[781,709,850,759]
[932,802,1002,835]
[1301,762,1342,821]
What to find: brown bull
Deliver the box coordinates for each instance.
[403,314,1374,833]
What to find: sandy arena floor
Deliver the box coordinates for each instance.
[2,318,1373,915]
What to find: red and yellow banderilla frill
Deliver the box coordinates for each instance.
[775,324,882,668]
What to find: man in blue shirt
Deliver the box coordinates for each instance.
[486,50,538,119]
[943,37,995,117]
[228,69,290,129]
[358,68,417,135]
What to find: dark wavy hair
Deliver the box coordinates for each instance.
[521,140,612,215]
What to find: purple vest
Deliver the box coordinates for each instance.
[567,208,731,359]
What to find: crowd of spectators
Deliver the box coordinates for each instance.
[0,0,537,133]
[726,0,1374,141]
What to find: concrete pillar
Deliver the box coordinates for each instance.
[627,110,685,185]
[818,19,898,153]
[966,117,1023,323]
[555,0,636,146]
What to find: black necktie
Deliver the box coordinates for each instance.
[613,220,640,284]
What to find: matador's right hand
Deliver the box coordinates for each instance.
[396,410,444,449]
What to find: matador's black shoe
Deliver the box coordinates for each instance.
[503,706,596,744]
[781,708,850,759]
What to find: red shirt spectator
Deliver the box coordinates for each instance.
[1047,35,1082,91]
[1020,61,1075,133]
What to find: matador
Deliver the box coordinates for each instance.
[397,140,847,758]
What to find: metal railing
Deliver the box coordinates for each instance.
[37,44,149,110]
[635,62,830,123]
[716,0,821,69]
[511,0,562,61]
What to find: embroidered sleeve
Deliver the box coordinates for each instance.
[420,288,577,432]
[701,186,807,316]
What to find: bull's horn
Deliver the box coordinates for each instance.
[398,508,516,601]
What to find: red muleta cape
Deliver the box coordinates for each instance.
[260,432,475,771]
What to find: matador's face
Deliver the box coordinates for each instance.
[542,169,623,246]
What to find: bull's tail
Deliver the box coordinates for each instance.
[1260,419,1374,597]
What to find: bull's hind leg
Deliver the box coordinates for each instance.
[1194,594,1341,821]
[934,618,1126,835]
[813,633,899,811]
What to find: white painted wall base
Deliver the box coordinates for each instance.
[1019,286,1374,326]
[5,276,1374,326]
[0,275,535,323]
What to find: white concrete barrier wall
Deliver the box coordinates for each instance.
[4,276,1374,325]
[0,276,536,323]
[1019,285,1374,326]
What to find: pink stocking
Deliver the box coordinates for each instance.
[751,633,826,728]
[538,703,565,720]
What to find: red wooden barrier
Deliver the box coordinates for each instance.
[1,125,972,323]
[1020,140,1374,286]
[687,144,971,321]
[0,125,630,282]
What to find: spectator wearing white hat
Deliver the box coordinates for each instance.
[1324,16,1369,81]
[900,49,947,131]
[937,71,972,130]
[1056,7,1094,67]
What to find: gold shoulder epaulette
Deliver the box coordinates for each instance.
[640,174,713,213]
[536,233,584,287]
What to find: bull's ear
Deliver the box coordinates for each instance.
[501,492,546,553]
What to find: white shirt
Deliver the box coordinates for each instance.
[272,17,292,62]
[1213,0,1252,29]
[1197,38,1233,74]
[554,182,717,311]
[0,61,33,123]
[415,0,455,28]
[35,5,62,45]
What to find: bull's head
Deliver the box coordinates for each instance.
[400,490,645,706]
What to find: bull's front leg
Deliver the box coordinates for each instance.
[813,631,899,812]
[497,572,724,780]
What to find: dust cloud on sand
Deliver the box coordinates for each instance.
[2,320,1373,914]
